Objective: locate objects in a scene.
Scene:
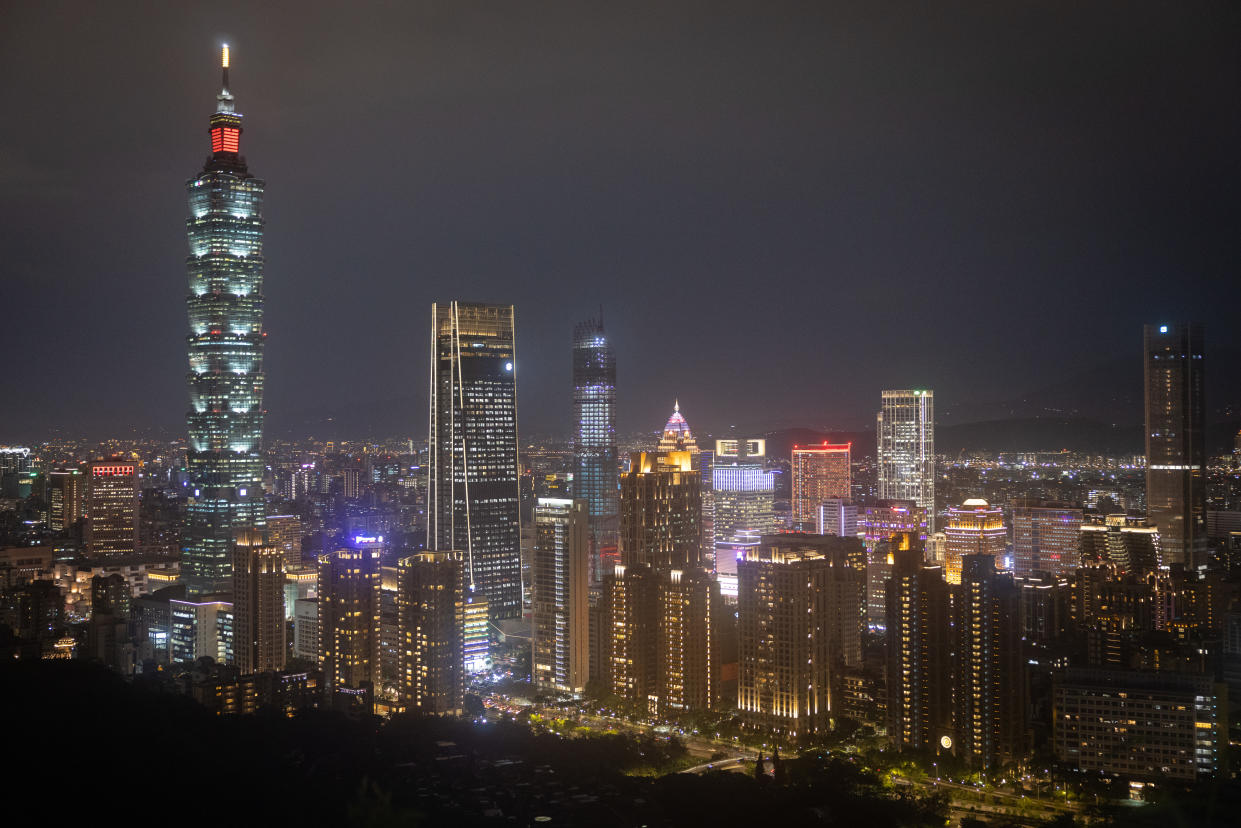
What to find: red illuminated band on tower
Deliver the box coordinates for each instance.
[211,127,240,154]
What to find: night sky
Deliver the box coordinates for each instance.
[3,1,1239,441]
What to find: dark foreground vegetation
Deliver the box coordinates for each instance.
[7,661,1235,827]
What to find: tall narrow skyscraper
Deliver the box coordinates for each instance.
[877,390,935,531]
[572,315,619,584]
[427,302,521,619]
[183,45,267,596]
[1144,324,1206,568]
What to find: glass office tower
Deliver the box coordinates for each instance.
[877,390,936,531]
[572,315,619,584]
[183,46,267,596]
[1144,323,1206,568]
[427,302,522,619]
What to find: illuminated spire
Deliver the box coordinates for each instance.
[216,43,235,113]
[657,400,698,453]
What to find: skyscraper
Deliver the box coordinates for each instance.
[858,500,926,629]
[607,450,714,714]
[232,529,286,674]
[885,546,953,753]
[427,302,521,619]
[791,442,852,530]
[737,534,866,737]
[533,498,590,693]
[85,459,138,559]
[397,552,465,715]
[183,45,267,596]
[943,499,1006,585]
[1144,323,1206,568]
[572,315,619,584]
[318,539,382,705]
[877,390,936,530]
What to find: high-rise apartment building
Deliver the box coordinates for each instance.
[533,498,590,694]
[877,390,936,530]
[85,460,138,559]
[943,499,1006,585]
[572,316,619,584]
[607,450,713,714]
[396,552,465,715]
[48,468,85,533]
[1144,323,1206,568]
[232,529,286,674]
[183,46,267,596]
[955,554,1025,770]
[859,500,926,629]
[1010,501,1083,579]
[318,539,382,704]
[427,302,521,619]
[619,451,702,570]
[791,443,851,530]
[737,535,866,737]
[885,547,953,753]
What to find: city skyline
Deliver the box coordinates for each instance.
[4,2,1241,441]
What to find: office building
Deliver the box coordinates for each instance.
[1144,323,1206,568]
[533,498,590,694]
[656,401,699,454]
[318,539,382,704]
[266,514,303,570]
[1010,501,1083,579]
[713,438,774,546]
[232,529,286,674]
[48,468,85,533]
[943,499,1006,585]
[293,598,318,662]
[1054,668,1225,781]
[169,596,233,664]
[397,552,465,715]
[427,302,521,619]
[85,460,138,559]
[877,390,936,530]
[737,535,866,737]
[817,498,858,538]
[572,315,619,584]
[183,46,267,596]
[791,442,851,530]
[619,451,702,569]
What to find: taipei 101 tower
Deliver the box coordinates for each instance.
[183,46,267,596]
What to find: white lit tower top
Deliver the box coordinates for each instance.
[183,45,267,596]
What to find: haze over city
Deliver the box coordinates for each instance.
[3,0,1240,440]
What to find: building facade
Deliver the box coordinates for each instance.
[943,499,1006,585]
[1011,501,1083,579]
[85,460,138,559]
[183,46,267,596]
[877,390,936,531]
[397,552,465,715]
[791,443,852,530]
[533,498,590,694]
[572,316,619,584]
[232,529,286,674]
[318,540,382,704]
[427,302,521,619]
[1144,323,1206,568]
